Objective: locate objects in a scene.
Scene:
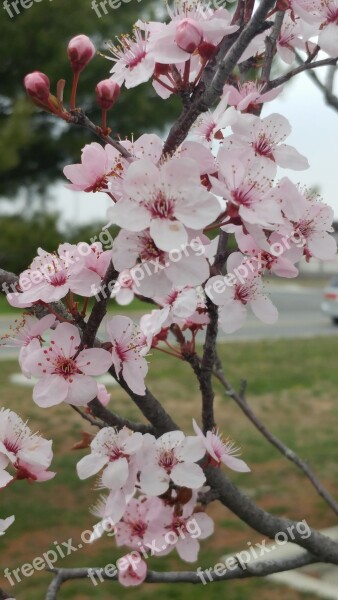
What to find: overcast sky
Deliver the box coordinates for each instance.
[2,67,338,227]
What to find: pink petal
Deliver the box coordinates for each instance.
[171,462,206,489]
[33,376,68,408]
[77,348,112,376]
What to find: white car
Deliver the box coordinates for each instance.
[321,276,338,325]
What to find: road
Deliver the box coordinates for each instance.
[0,284,337,360]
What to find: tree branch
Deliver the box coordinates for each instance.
[212,361,338,518]
[265,56,338,93]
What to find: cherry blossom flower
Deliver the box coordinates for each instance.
[97,383,111,407]
[106,157,222,252]
[276,13,315,64]
[23,322,112,407]
[106,27,155,88]
[291,0,338,57]
[111,270,137,306]
[276,178,337,261]
[0,408,55,483]
[115,496,172,551]
[77,426,142,493]
[191,99,237,145]
[223,113,309,178]
[211,151,283,227]
[139,431,206,496]
[117,554,147,587]
[148,3,238,64]
[1,314,56,377]
[7,246,103,307]
[0,515,15,536]
[223,81,283,111]
[106,316,148,395]
[63,142,122,192]
[205,253,278,333]
[193,419,250,472]
[89,490,136,539]
[164,502,214,562]
[112,229,212,299]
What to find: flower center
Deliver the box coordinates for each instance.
[158,449,179,473]
[252,134,274,159]
[53,356,79,377]
[49,271,68,287]
[130,520,148,537]
[148,193,175,220]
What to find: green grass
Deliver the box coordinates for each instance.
[1,337,338,599]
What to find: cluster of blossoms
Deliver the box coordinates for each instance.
[76,422,249,584]
[0,408,55,538]
[2,0,337,588]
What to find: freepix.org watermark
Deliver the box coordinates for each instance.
[196,519,311,584]
[3,0,53,18]
[90,0,229,18]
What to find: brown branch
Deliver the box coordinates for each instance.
[260,11,285,84]
[88,398,154,434]
[213,364,338,518]
[162,0,276,155]
[45,550,318,594]
[265,56,338,92]
[68,110,132,159]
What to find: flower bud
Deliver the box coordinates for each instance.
[67,35,95,73]
[24,71,50,102]
[175,19,203,54]
[95,79,121,110]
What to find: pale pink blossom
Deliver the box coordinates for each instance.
[97,383,111,407]
[191,99,237,145]
[139,431,206,496]
[107,157,222,252]
[111,270,137,306]
[106,316,148,396]
[0,408,55,483]
[23,322,112,407]
[106,27,155,88]
[112,229,212,298]
[193,419,250,472]
[115,496,172,551]
[277,13,315,64]
[164,502,214,562]
[0,515,15,536]
[63,142,122,192]
[211,151,283,227]
[90,490,135,539]
[117,554,147,587]
[205,253,278,333]
[223,113,309,177]
[77,427,142,493]
[223,81,283,111]
[7,246,103,307]
[291,0,338,56]
[277,178,337,261]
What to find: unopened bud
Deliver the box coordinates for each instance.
[24,71,50,102]
[96,79,121,110]
[67,35,95,73]
[175,19,203,54]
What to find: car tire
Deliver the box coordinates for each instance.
[332,318,338,326]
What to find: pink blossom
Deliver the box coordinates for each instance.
[205,253,278,333]
[106,27,155,88]
[7,246,103,306]
[97,383,111,407]
[63,142,122,192]
[107,156,222,252]
[116,496,172,551]
[175,18,203,53]
[223,81,283,111]
[0,408,55,483]
[23,322,112,407]
[117,553,147,587]
[193,419,250,472]
[211,151,283,227]
[277,178,337,261]
[111,270,137,306]
[90,490,135,538]
[106,316,148,396]
[291,0,338,56]
[223,113,309,177]
[77,426,142,493]
[112,229,212,298]
[0,515,15,536]
[191,99,237,145]
[277,13,315,64]
[164,502,214,562]
[139,431,206,496]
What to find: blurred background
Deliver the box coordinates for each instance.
[1,1,338,599]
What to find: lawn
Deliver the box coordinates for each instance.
[1,336,338,599]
